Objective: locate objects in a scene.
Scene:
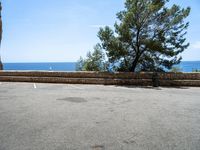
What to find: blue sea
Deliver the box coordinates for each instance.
[3,62,76,72]
[2,61,200,72]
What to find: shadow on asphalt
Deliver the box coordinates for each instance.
[114,85,190,90]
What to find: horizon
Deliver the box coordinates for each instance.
[3,60,200,64]
[1,0,200,63]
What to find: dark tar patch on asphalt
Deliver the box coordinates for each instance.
[57,97,87,103]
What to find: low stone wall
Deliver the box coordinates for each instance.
[0,71,153,79]
[0,71,200,86]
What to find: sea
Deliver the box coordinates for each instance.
[2,61,200,72]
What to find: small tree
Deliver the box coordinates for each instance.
[98,0,190,72]
[76,44,107,71]
[76,56,85,71]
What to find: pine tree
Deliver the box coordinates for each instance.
[98,0,190,72]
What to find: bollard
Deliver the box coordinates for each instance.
[152,72,159,87]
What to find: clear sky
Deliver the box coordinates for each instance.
[1,0,200,63]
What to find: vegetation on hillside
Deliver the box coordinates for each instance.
[192,69,200,72]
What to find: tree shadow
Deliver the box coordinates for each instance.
[113,85,190,90]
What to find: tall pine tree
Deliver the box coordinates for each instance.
[98,0,190,72]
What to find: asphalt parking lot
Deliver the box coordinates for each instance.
[0,82,200,150]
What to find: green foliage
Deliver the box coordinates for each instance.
[192,69,200,72]
[76,56,85,71]
[98,0,190,72]
[76,44,107,71]
[170,66,182,72]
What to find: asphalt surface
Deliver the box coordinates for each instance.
[0,82,200,150]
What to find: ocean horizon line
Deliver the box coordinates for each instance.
[2,60,200,64]
[3,62,77,64]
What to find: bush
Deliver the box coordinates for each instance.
[192,69,200,72]
[170,67,183,73]
[76,44,108,71]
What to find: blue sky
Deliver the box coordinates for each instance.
[1,0,200,62]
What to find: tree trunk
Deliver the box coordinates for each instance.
[0,2,3,70]
[130,56,139,72]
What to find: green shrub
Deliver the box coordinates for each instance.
[192,69,200,72]
[170,67,183,73]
